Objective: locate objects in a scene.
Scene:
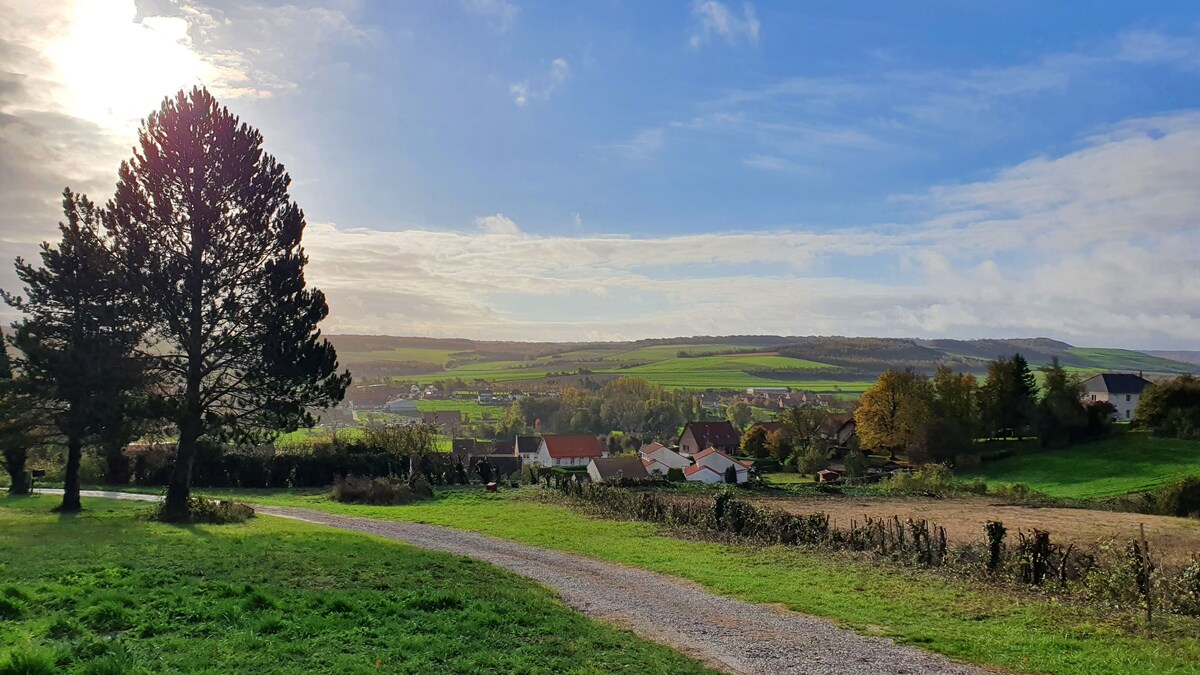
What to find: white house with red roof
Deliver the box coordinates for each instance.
[685,447,753,484]
[535,434,608,467]
[639,442,692,477]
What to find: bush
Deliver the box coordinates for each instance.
[150,496,254,524]
[880,464,985,496]
[331,475,432,505]
[990,482,1052,503]
[1155,476,1200,518]
[665,467,685,483]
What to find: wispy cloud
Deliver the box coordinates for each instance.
[303,112,1200,346]
[689,1,760,48]
[510,57,570,106]
[601,128,666,160]
[462,0,520,33]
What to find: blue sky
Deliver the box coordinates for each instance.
[2,1,1200,346]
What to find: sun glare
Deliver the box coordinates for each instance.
[47,0,214,133]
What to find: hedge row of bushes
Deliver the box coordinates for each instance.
[126,444,502,489]
[553,481,1200,617]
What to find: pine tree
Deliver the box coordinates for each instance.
[107,88,350,521]
[4,190,147,511]
[0,342,40,495]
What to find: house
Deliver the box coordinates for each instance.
[818,414,857,447]
[477,390,495,404]
[515,435,541,462]
[534,434,607,467]
[422,410,463,434]
[452,438,478,454]
[678,421,741,455]
[746,387,789,396]
[690,447,753,484]
[587,457,650,482]
[381,398,421,417]
[1081,373,1153,421]
[490,440,515,456]
[639,443,692,477]
[682,465,728,484]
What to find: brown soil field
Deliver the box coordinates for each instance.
[747,494,1200,567]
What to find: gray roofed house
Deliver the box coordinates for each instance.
[587,456,650,482]
[1081,373,1154,421]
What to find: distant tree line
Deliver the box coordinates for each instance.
[853,354,1117,464]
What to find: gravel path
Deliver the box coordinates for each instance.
[67,490,984,675]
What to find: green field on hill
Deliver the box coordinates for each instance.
[960,433,1200,499]
[0,496,709,674]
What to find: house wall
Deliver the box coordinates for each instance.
[1083,390,1141,421]
[534,441,594,467]
[685,468,724,484]
[644,448,691,468]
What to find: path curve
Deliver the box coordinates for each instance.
[67,490,983,675]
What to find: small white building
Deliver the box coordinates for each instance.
[639,442,693,477]
[1081,373,1153,421]
[535,434,607,467]
[686,447,753,484]
[381,398,421,417]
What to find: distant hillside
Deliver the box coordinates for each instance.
[1144,350,1200,368]
[326,334,1198,391]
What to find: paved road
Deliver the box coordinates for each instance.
[66,490,984,675]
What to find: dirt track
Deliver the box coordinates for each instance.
[67,490,983,675]
[750,494,1200,566]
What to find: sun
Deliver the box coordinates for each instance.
[46,0,215,134]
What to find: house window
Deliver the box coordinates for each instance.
[1126,394,1131,402]
[1090,394,1096,401]
[1125,409,1131,419]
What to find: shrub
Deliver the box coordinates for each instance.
[332,475,432,505]
[81,602,132,632]
[150,496,254,524]
[0,596,25,620]
[665,467,685,482]
[990,482,1052,503]
[1155,476,1200,518]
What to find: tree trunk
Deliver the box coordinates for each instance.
[162,421,199,521]
[102,441,131,485]
[58,435,84,512]
[4,448,29,495]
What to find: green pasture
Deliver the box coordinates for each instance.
[1067,348,1195,375]
[960,433,1200,499]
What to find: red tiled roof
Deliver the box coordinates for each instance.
[683,465,721,477]
[542,434,605,459]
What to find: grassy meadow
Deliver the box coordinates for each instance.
[959,433,1200,499]
[0,495,711,675]
[133,486,1200,675]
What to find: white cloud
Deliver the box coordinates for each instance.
[299,111,1200,347]
[462,0,520,33]
[474,213,522,235]
[690,1,760,48]
[510,57,570,106]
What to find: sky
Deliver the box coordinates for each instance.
[1,1,1199,348]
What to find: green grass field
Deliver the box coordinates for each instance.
[0,495,709,674]
[147,487,1200,674]
[1067,348,1197,375]
[960,433,1200,499]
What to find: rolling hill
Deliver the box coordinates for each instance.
[326,334,1196,393]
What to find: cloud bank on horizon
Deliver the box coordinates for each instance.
[1,1,1198,348]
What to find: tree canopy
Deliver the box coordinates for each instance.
[106,88,350,520]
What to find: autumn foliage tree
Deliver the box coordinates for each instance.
[107,88,350,521]
[854,369,932,458]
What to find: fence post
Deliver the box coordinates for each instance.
[1140,523,1153,627]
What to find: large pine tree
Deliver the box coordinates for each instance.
[107,88,350,521]
[4,190,146,511]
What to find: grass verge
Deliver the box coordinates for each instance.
[0,495,711,674]
[181,486,1200,675]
